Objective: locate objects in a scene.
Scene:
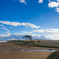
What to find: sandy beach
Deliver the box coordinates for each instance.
[0,51,52,59]
[0,42,56,59]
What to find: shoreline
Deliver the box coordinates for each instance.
[0,42,58,59]
[0,42,58,51]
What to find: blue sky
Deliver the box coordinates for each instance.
[0,0,59,40]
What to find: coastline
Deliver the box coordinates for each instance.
[0,42,58,51]
[0,42,58,59]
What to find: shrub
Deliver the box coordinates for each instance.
[47,50,59,59]
[37,40,40,42]
[30,40,34,42]
[16,40,24,42]
[24,41,30,44]
[33,44,59,48]
[3,45,5,47]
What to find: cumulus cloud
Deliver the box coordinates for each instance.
[48,0,59,12]
[38,0,43,3]
[48,2,59,8]
[19,0,26,4]
[57,0,59,2]
[0,21,40,28]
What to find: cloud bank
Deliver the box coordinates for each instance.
[33,29,59,34]
[0,33,59,40]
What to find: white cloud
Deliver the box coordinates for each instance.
[0,21,40,28]
[0,25,10,35]
[1,25,3,26]
[22,31,32,33]
[19,0,26,4]
[48,0,59,12]
[38,0,43,3]
[10,27,12,28]
[0,33,59,40]
[48,2,59,8]
[55,7,59,12]
[0,22,59,40]
[0,34,10,37]
[57,0,59,2]
[44,34,59,40]
[13,33,22,35]
[33,28,59,34]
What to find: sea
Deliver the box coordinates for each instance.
[0,41,7,43]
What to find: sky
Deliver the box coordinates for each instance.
[0,0,59,40]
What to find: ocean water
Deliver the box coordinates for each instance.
[0,49,57,52]
[0,41,7,43]
[20,49,57,52]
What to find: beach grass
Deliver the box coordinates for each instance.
[47,50,59,59]
[8,40,59,48]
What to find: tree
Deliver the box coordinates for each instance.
[22,35,32,41]
[29,35,32,41]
